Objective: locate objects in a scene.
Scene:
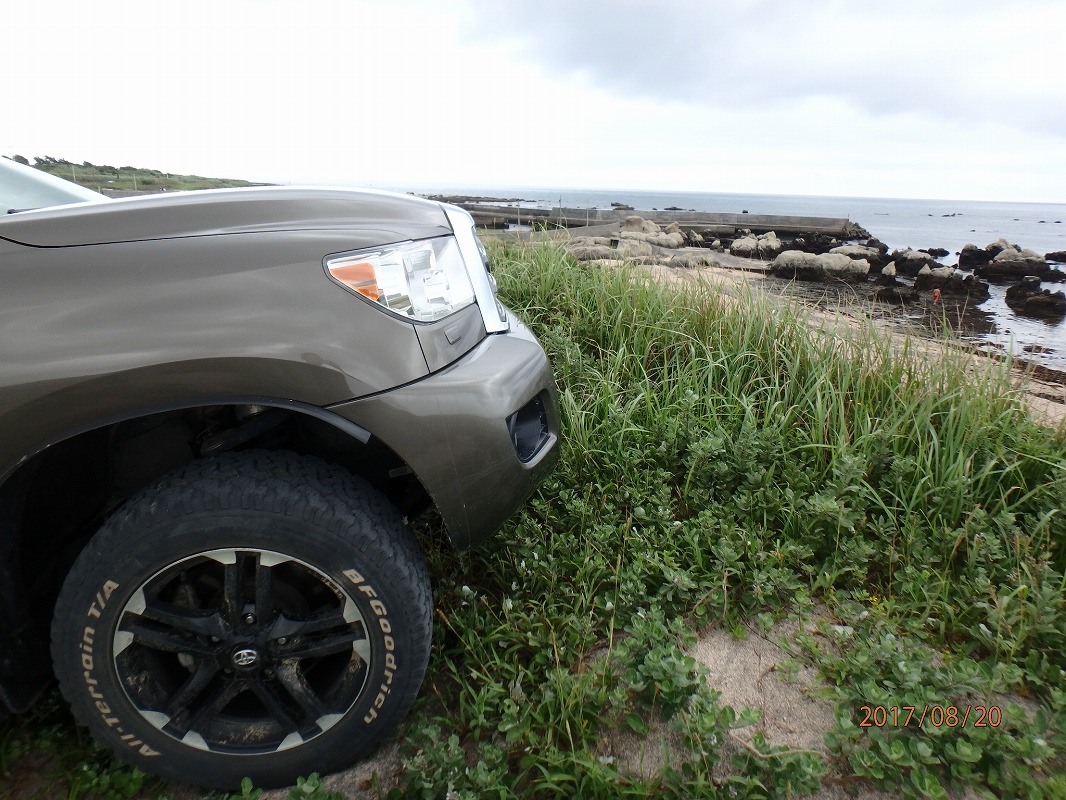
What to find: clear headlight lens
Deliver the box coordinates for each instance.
[326,237,475,323]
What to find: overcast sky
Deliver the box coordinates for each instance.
[5,0,1065,202]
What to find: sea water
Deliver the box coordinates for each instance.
[392,184,1066,370]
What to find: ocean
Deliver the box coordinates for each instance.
[390,184,1066,371]
[393,185,1066,259]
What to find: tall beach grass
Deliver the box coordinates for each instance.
[403,241,1066,798]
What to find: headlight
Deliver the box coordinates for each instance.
[326,236,475,323]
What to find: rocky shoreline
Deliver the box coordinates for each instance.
[560,215,1066,320]
[485,212,1066,394]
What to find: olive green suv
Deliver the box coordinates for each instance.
[0,158,559,789]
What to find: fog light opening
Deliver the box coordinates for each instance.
[507,395,549,463]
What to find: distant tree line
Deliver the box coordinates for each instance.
[4,155,264,193]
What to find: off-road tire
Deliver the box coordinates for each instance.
[51,450,431,789]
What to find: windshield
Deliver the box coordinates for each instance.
[0,158,106,213]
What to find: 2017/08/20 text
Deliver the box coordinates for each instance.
[858,705,1002,729]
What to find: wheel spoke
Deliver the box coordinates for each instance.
[168,677,243,739]
[282,626,367,660]
[274,662,326,722]
[222,555,244,627]
[254,556,276,622]
[269,608,347,640]
[120,617,218,657]
[140,600,227,640]
[165,659,221,717]
[248,679,305,736]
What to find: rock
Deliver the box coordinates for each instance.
[975,243,1048,280]
[731,232,784,259]
[831,244,889,268]
[874,285,920,304]
[668,253,719,269]
[889,248,940,276]
[621,230,685,249]
[757,231,785,259]
[730,235,759,258]
[866,238,889,254]
[920,247,949,258]
[618,238,655,258]
[958,243,993,269]
[771,251,870,281]
[881,262,897,278]
[664,222,682,235]
[622,216,660,234]
[1005,276,1066,318]
[685,229,705,246]
[567,244,617,261]
[1047,250,1066,262]
[913,266,990,299]
[788,233,840,255]
[1041,269,1066,282]
[611,202,634,210]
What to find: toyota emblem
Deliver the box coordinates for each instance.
[232,648,259,668]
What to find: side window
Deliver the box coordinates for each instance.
[0,159,104,213]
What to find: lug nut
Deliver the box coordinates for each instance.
[243,613,256,625]
[276,637,288,645]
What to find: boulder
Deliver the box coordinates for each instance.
[975,243,1048,280]
[668,253,719,269]
[831,244,889,268]
[889,248,939,276]
[757,231,785,259]
[788,233,840,255]
[730,235,759,258]
[873,285,920,304]
[1005,276,1066,318]
[567,244,617,261]
[771,250,870,281]
[958,243,993,269]
[913,265,990,299]
[685,229,705,246]
[620,230,685,249]
[731,231,784,259]
[1046,250,1066,263]
[618,238,655,258]
[621,216,660,234]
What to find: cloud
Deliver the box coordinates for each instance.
[459,0,1066,139]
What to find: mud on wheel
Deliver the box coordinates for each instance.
[50,451,432,789]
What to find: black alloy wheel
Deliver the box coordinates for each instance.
[51,451,432,789]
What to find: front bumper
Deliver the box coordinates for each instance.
[327,311,560,549]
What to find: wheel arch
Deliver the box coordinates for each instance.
[0,397,433,714]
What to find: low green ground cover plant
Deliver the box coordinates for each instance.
[3,241,1065,798]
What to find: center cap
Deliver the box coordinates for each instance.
[232,647,260,668]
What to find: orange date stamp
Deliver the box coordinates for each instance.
[858,705,1002,729]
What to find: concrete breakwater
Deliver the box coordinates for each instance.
[461,203,856,238]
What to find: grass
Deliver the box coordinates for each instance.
[3,240,1066,798]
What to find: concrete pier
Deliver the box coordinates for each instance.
[461,203,852,237]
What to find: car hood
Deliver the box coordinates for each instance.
[0,186,453,247]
